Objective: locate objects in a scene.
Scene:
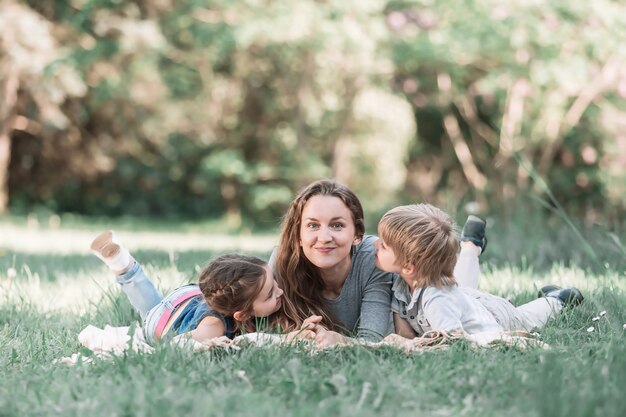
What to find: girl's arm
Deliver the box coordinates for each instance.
[190,316,226,343]
[393,313,418,338]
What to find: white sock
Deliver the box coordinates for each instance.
[91,231,133,274]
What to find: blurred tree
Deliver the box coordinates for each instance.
[385,0,626,223]
[2,0,626,228]
[5,0,411,225]
[0,0,87,212]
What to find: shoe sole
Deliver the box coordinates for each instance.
[90,230,120,258]
[461,216,487,254]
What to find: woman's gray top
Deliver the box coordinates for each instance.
[270,235,393,342]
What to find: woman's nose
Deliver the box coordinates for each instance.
[276,287,284,297]
[318,226,332,241]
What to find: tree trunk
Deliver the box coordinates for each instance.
[0,65,19,213]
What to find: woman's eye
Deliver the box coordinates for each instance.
[331,223,344,229]
[307,223,319,229]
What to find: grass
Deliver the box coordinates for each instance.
[1,218,625,417]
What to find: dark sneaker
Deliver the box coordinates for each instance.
[537,285,562,298]
[461,215,487,254]
[540,285,584,308]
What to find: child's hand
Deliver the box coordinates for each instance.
[381,333,411,346]
[197,335,234,349]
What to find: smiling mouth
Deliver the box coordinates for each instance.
[315,247,336,253]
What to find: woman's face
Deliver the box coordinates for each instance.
[299,195,360,276]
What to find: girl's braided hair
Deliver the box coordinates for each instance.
[198,254,268,332]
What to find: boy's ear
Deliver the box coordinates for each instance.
[233,311,248,322]
[401,263,415,276]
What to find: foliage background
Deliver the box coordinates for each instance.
[2,3,626,414]
[1,0,626,230]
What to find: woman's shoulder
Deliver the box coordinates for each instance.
[350,235,394,286]
[351,235,378,268]
[355,235,378,253]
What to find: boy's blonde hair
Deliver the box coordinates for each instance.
[379,204,458,288]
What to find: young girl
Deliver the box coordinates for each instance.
[374,204,584,338]
[91,231,312,345]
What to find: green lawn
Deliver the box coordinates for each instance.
[1,219,625,417]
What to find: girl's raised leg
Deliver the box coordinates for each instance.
[91,231,163,319]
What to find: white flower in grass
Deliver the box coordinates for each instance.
[235,369,251,385]
[623,323,626,330]
[7,267,16,278]
[592,317,600,321]
[599,311,606,317]
[587,326,595,333]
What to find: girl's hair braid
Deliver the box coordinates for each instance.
[198,254,268,332]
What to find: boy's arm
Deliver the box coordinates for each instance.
[422,292,465,334]
[190,316,227,343]
[393,313,418,338]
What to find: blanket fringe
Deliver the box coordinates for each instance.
[58,325,549,365]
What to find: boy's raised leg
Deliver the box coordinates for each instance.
[454,216,487,289]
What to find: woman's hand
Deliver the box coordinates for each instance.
[283,315,325,341]
[314,328,349,348]
[284,329,316,341]
[301,315,324,333]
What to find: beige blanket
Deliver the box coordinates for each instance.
[59,324,548,365]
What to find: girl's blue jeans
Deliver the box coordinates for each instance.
[116,261,163,319]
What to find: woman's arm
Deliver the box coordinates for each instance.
[355,267,393,342]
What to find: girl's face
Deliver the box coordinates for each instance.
[299,195,360,276]
[373,230,402,274]
[251,266,284,317]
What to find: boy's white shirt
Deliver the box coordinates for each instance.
[391,278,503,335]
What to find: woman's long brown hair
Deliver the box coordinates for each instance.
[272,179,365,332]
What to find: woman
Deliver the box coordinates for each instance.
[271,179,394,343]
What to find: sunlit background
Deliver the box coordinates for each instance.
[2,6,626,415]
[1,0,625,230]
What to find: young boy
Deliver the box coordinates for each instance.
[374,204,583,338]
